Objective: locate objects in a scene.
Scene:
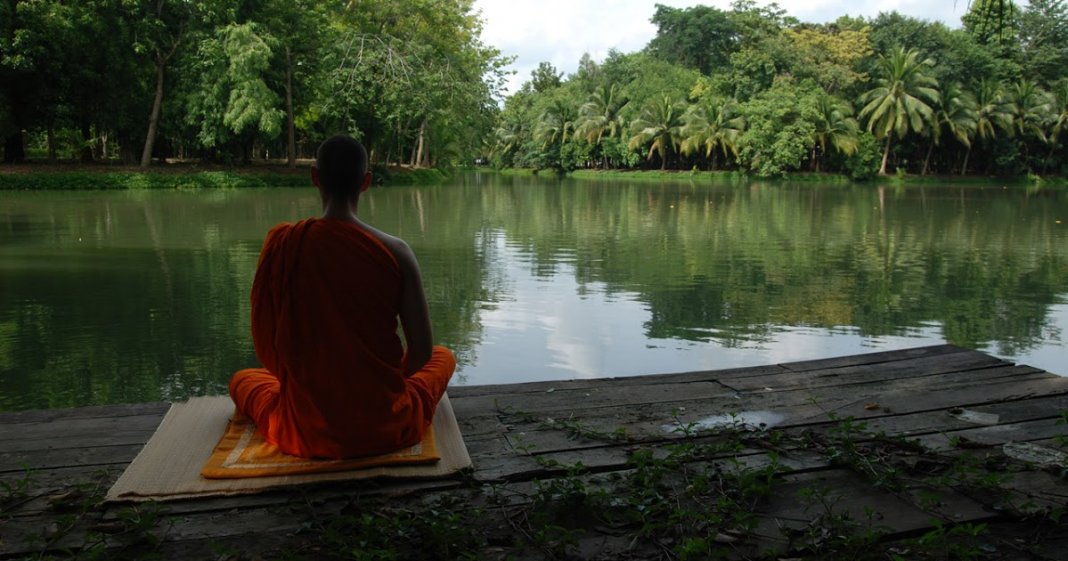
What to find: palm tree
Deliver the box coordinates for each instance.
[628,97,686,170]
[964,79,1014,174]
[921,82,977,175]
[1007,79,1052,141]
[574,84,629,168]
[679,97,745,170]
[1006,79,1053,170]
[534,98,576,148]
[491,113,526,165]
[859,47,941,175]
[811,96,860,172]
[1046,79,1068,167]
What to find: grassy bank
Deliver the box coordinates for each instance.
[571,168,758,184]
[0,162,450,190]
[564,168,1066,187]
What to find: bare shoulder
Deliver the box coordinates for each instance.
[356,221,418,269]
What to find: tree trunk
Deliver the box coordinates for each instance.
[415,118,427,168]
[140,52,166,168]
[285,47,296,169]
[961,146,971,175]
[3,131,25,163]
[921,142,934,176]
[80,122,94,163]
[879,134,892,175]
[46,126,57,162]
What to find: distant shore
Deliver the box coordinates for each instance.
[2,162,1064,190]
[0,161,450,190]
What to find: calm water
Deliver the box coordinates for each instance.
[1,173,1066,411]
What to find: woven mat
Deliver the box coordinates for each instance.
[105,394,470,502]
[201,413,440,478]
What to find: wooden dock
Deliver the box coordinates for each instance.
[2,345,1067,560]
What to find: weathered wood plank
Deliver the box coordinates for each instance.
[722,348,1014,392]
[777,344,971,372]
[750,467,994,552]
[445,346,981,403]
[448,365,789,397]
[451,379,736,418]
[0,428,160,454]
[0,402,169,424]
[0,414,164,450]
[489,365,1068,456]
[0,443,146,474]
[2,346,1065,561]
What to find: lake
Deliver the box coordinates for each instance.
[1,172,1066,411]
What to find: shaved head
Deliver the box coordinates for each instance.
[315,135,369,196]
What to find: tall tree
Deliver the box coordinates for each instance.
[859,47,941,175]
[1046,79,1068,168]
[784,24,873,95]
[680,97,745,170]
[321,0,506,165]
[647,4,737,75]
[220,23,284,160]
[1007,79,1052,141]
[534,97,575,147]
[134,0,206,167]
[0,0,61,162]
[529,61,564,93]
[963,0,1020,46]
[258,0,328,167]
[811,96,860,171]
[1005,79,1053,170]
[736,78,821,177]
[183,21,286,162]
[1018,0,1068,85]
[628,96,686,170]
[491,111,526,166]
[922,82,977,175]
[964,78,1014,173]
[573,83,628,168]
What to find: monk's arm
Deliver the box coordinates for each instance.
[393,240,433,376]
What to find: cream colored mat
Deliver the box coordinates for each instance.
[106,394,470,502]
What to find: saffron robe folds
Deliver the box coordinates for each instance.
[229,218,455,459]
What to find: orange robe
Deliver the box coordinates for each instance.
[229,217,455,459]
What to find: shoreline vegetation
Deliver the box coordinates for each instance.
[2,162,1066,191]
[0,162,451,190]
[4,2,1066,185]
[0,163,1064,191]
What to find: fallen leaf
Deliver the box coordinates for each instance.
[864,402,880,410]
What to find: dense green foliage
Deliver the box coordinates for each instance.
[0,169,304,190]
[0,165,448,190]
[491,1,1068,178]
[0,0,508,168]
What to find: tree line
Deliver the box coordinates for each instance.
[0,0,508,168]
[491,0,1068,178]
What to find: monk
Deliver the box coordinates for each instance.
[228,134,456,459]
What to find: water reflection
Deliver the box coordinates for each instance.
[0,175,1066,411]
